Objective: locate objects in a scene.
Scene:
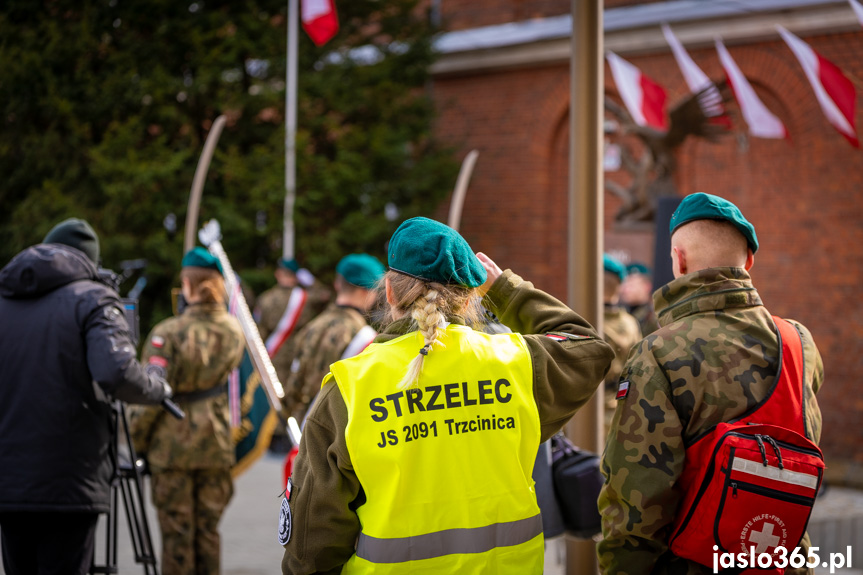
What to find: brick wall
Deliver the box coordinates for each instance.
[432,26,863,464]
[438,0,665,31]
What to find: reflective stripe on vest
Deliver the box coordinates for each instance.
[356,514,543,563]
[329,324,543,574]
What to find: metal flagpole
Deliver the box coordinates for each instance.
[283,0,298,260]
[566,0,604,572]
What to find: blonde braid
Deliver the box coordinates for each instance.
[398,287,446,389]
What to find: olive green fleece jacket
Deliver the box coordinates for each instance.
[281,270,614,574]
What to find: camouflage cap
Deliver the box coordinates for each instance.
[182,247,223,273]
[278,258,300,272]
[336,253,385,289]
[670,193,759,253]
[388,217,486,288]
[603,254,627,282]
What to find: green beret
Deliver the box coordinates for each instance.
[278,258,300,272]
[388,217,487,288]
[44,218,100,264]
[336,253,385,289]
[182,247,223,273]
[626,262,650,276]
[670,193,759,253]
[603,254,627,282]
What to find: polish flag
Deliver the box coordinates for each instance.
[301,0,338,46]
[607,51,668,131]
[715,38,787,139]
[662,24,724,118]
[851,0,863,27]
[777,26,859,147]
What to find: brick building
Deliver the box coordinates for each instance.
[428,0,863,477]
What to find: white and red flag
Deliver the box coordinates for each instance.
[715,38,787,139]
[850,0,863,27]
[662,24,724,118]
[607,51,668,131]
[777,26,858,147]
[301,0,338,46]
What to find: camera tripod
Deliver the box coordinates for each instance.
[90,401,159,575]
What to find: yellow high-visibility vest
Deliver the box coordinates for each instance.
[327,324,543,574]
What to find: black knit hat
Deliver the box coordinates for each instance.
[43,218,100,264]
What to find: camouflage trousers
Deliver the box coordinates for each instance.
[151,468,234,575]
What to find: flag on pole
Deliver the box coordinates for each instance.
[851,0,863,27]
[715,38,787,139]
[777,26,859,147]
[662,24,724,118]
[301,0,338,46]
[607,51,668,131]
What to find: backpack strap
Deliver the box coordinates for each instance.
[742,316,806,436]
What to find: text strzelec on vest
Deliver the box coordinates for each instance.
[369,379,513,421]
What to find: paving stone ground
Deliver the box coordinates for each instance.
[2,456,862,574]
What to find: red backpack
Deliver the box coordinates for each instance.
[668,317,824,572]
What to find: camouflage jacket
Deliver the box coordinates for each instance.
[603,305,642,430]
[603,305,642,387]
[281,270,614,574]
[129,303,245,470]
[597,268,823,575]
[255,282,331,385]
[283,303,370,422]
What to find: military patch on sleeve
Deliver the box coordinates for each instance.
[544,331,590,342]
[150,336,165,348]
[278,495,292,546]
[148,356,168,368]
[615,380,630,400]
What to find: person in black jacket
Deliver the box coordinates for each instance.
[0,218,172,575]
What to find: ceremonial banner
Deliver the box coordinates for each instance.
[662,24,724,118]
[230,353,279,478]
[715,38,787,139]
[778,26,859,147]
[228,275,278,478]
[607,51,668,131]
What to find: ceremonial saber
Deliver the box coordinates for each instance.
[447,149,479,232]
[199,220,285,411]
[184,115,227,253]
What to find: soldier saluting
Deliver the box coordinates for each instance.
[280,217,613,573]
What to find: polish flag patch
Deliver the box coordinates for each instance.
[151,336,165,349]
[148,356,168,368]
[545,334,568,342]
[616,380,630,400]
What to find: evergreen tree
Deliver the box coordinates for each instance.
[0,0,457,331]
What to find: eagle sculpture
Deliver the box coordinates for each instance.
[604,81,733,223]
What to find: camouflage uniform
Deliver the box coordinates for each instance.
[603,304,642,431]
[255,282,331,392]
[598,268,823,575]
[130,303,245,575]
[283,303,370,423]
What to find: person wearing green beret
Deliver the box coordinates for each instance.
[598,193,824,573]
[281,217,614,574]
[282,253,386,425]
[600,254,642,433]
[129,246,246,575]
[254,256,332,452]
[620,262,660,336]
